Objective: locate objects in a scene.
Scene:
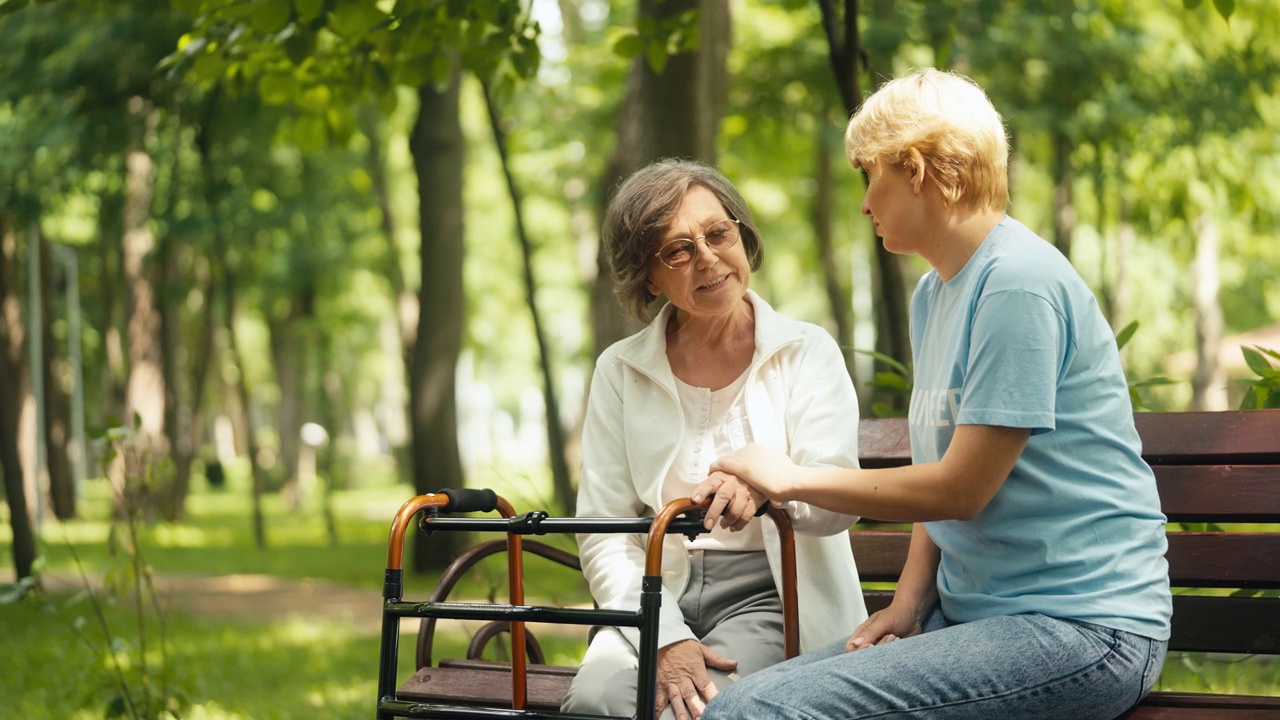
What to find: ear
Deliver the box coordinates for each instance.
[903,150,927,194]
[645,275,661,296]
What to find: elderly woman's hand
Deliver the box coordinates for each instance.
[692,471,766,532]
[655,639,738,720]
[705,443,801,502]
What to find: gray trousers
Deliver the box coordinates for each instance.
[561,550,784,719]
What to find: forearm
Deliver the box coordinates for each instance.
[783,462,971,522]
[891,524,940,617]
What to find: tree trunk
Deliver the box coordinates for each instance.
[121,99,169,486]
[39,232,74,520]
[269,290,313,509]
[483,83,575,515]
[821,0,910,405]
[360,105,413,470]
[97,187,128,425]
[224,266,268,548]
[1051,130,1077,260]
[1,214,36,581]
[407,71,467,572]
[812,131,856,380]
[1190,213,1226,411]
[592,0,731,358]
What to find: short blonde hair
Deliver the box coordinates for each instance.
[845,68,1010,212]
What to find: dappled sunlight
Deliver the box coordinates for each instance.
[150,523,226,548]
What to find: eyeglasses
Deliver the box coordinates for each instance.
[653,219,742,270]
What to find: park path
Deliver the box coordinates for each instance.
[42,572,388,634]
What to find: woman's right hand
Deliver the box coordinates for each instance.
[845,603,925,652]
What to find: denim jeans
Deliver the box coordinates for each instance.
[702,606,1167,720]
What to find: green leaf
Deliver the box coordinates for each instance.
[292,114,329,152]
[1182,0,1201,8]
[646,40,668,73]
[1241,346,1279,378]
[1212,0,1233,20]
[612,32,643,60]
[1114,320,1139,350]
[249,0,292,34]
[327,0,387,39]
[295,0,324,23]
[258,72,296,105]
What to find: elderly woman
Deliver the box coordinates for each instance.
[560,159,867,720]
[700,69,1171,720]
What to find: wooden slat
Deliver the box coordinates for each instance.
[1155,465,1280,522]
[1120,696,1280,720]
[858,411,1280,467]
[858,417,912,467]
[849,530,910,583]
[853,530,1280,589]
[865,592,1280,655]
[398,661,575,711]
[1136,410,1280,465]
[1167,533,1280,588]
[1168,595,1280,654]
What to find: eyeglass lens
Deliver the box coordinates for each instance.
[657,220,739,269]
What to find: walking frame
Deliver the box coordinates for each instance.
[375,488,800,720]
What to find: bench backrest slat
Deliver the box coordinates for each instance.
[1156,466,1280,521]
[852,531,1280,589]
[1134,411,1280,465]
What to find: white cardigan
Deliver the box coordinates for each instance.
[576,291,868,654]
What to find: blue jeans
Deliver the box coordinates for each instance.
[702,607,1167,720]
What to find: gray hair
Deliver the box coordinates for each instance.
[602,158,763,323]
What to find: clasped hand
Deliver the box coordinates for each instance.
[694,444,800,531]
[690,471,765,532]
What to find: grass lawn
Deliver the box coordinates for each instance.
[2,465,592,718]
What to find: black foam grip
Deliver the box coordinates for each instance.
[439,487,498,514]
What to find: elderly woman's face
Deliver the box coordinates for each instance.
[645,185,751,319]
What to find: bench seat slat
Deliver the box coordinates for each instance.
[398,660,575,711]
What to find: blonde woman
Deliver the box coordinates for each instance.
[700,69,1171,720]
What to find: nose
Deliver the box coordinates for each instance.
[860,196,871,216]
[693,237,719,268]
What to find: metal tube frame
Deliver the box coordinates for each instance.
[376,493,799,720]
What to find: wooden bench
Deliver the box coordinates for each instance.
[392,409,1280,719]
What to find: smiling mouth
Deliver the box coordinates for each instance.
[700,274,730,290]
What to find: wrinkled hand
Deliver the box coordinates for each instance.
[844,603,924,652]
[707,443,800,501]
[654,639,738,720]
[691,472,766,532]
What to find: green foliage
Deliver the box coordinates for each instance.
[854,349,913,418]
[1115,321,1178,411]
[1236,345,1280,409]
[611,8,700,73]
[1182,0,1235,22]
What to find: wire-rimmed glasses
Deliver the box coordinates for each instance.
[652,219,742,270]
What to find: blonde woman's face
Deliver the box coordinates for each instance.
[861,162,925,255]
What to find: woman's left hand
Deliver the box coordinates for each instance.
[706,443,800,501]
[692,472,765,531]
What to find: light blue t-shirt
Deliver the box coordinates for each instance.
[909,217,1171,640]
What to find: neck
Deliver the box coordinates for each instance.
[920,206,1006,281]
